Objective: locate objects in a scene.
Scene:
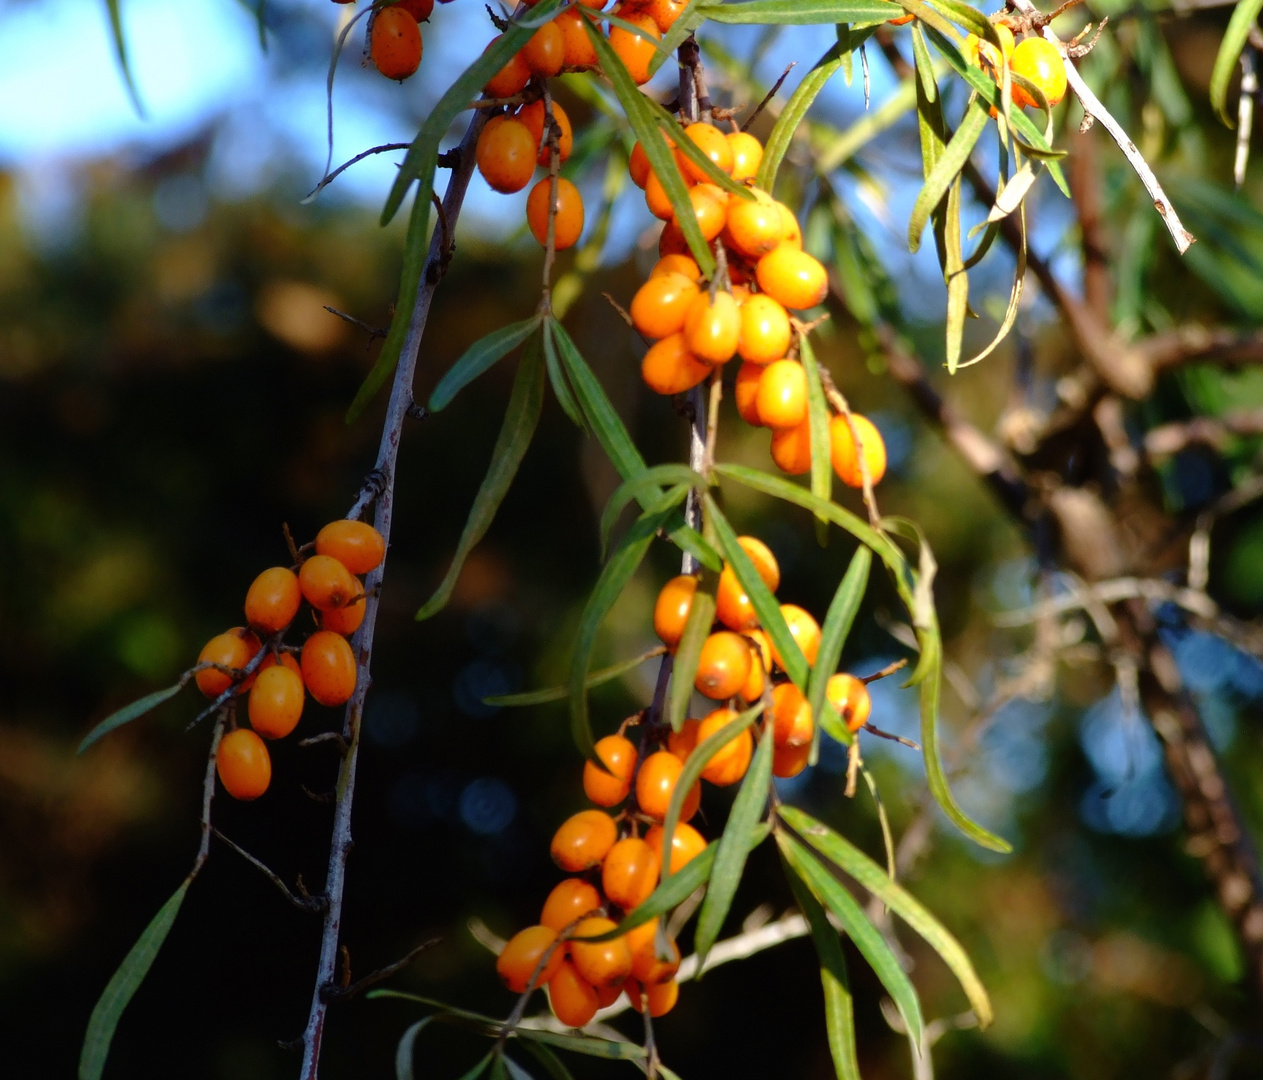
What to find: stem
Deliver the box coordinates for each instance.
[297,106,489,1080]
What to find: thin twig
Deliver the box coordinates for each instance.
[1236,46,1257,190]
[320,937,443,1002]
[306,142,413,201]
[212,827,328,912]
[194,714,226,874]
[742,63,796,131]
[324,306,388,339]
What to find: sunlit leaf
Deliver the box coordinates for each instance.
[757,41,849,193]
[599,465,708,560]
[908,96,989,253]
[798,335,834,535]
[429,317,542,412]
[699,0,901,24]
[542,321,588,431]
[1210,0,1263,124]
[806,546,872,744]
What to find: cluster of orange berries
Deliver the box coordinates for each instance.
[495,536,874,1027]
[193,520,385,802]
[964,25,1067,109]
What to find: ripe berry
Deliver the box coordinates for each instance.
[771,604,821,669]
[772,741,810,778]
[548,960,599,1027]
[641,333,711,395]
[755,360,808,430]
[248,664,305,740]
[825,673,872,732]
[316,519,386,575]
[666,718,699,761]
[244,567,301,634]
[651,253,699,280]
[734,362,766,426]
[484,38,531,97]
[653,574,697,649]
[526,177,585,249]
[497,925,564,993]
[476,115,538,194]
[768,682,813,747]
[217,727,272,800]
[739,638,766,702]
[570,917,633,988]
[551,809,617,871]
[1010,36,1066,108]
[624,976,678,1016]
[556,8,598,69]
[696,707,753,786]
[737,293,792,364]
[643,167,679,221]
[770,418,813,475]
[522,19,565,77]
[715,566,757,632]
[300,629,358,706]
[320,587,366,636]
[628,141,652,188]
[964,24,1015,75]
[635,751,700,822]
[627,919,681,984]
[686,184,728,242]
[756,246,828,310]
[583,734,638,807]
[658,221,692,258]
[829,413,887,488]
[299,554,360,612]
[727,131,763,182]
[775,203,803,248]
[602,837,661,910]
[396,0,433,20]
[641,0,688,33]
[541,878,602,933]
[196,628,260,698]
[683,290,740,364]
[517,99,574,166]
[630,272,699,339]
[608,12,660,85]
[370,7,422,80]
[695,630,753,700]
[257,651,302,677]
[645,820,707,873]
[725,194,784,259]
[678,122,733,182]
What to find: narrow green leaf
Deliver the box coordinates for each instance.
[367,991,504,1028]
[514,1029,646,1061]
[648,0,707,76]
[521,1041,578,1080]
[102,0,144,115]
[778,832,925,1045]
[429,317,542,412]
[798,335,834,534]
[647,99,756,200]
[396,1018,436,1080]
[700,0,902,24]
[781,805,994,1026]
[667,571,717,734]
[806,546,872,742]
[542,321,588,431]
[909,20,938,104]
[79,681,186,754]
[757,42,848,193]
[599,465,707,560]
[694,723,774,967]
[79,879,190,1080]
[944,179,970,374]
[923,0,993,39]
[501,1054,534,1080]
[1210,0,1263,124]
[417,336,546,621]
[908,96,989,253]
[485,648,667,707]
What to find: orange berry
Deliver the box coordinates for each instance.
[741,536,780,590]
[541,878,603,933]
[595,982,622,1007]
[484,37,531,97]
[570,917,633,988]
[556,8,598,69]
[397,0,433,20]
[583,734,639,807]
[625,976,678,1016]
[630,272,699,339]
[714,541,775,631]
[635,750,700,821]
[257,651,302,678]
[737,293,792,364]
[667,718,700,761]
[1010,36,1066,108]
[654,574,697,648]
[217,728,271,800]
[964,24,1015,75]
[755,360,808,430]
[756,246,828,310]
[517,99,574,166]
[247,663,305,740]
[678,121,733,182]
[651,253,699,280]
[476,115,538,194]
[683,289,740,364]
[770,419,813,475]
[645,821,707,874]
[300,629,358,706]
[774,203,803,248]
[694,630,753,700]
[370,7,422,80]
[687,185,727,242]
[551,809,618,871]
[316,519,386,575]
[548,960,599,1027]
[608,12,660,85]
[725,193,784,259]
[658,221,692,259]
[768,682,813,747]
[244,566,301,634]
[829,413,887,488]
[644,167,680,221]
[628,140,652,188]
[826,673,872,732]
[739,638,766,702]
[627,919,681,984]
[497,925,564,993]
[640,0,688,33]
[522,19,564,77]
[298,554,360,612]
[196,627,260,698]
[642,333,712,395]
[771,604,821,669]
[727,131,763,182]
[602,837,661,910]
[696,707,753,786]
[526,177,585,249]
[773,741,811,778]
[320,586,366,636]
[734,362,765,426]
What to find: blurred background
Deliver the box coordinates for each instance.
[4,0,1263,1076]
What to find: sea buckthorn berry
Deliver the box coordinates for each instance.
[725,193,784,259]
[716,565,758,632]
[636,751,700,822]
[397,0,434,21]
[196,628,259,698]
[248,664,305,740]
[697,707,754,786]
[737,293,792,364]
[526,177,585,249]
[747,627,773,674]
[739,639,765,702]
[625,976,679,1016]
[570,917,633,988]
[829,413,887,488]
[734,362,765,426]
[557,8,598,69]
[628,141,652,188]
[773,741,810,778]
[1010,35,1066,108]
[517,99,574,166]
[826,673,872,732]
[316,519,386,575]
[301,630,358,706]
[687,185,728,242]
[726,131,764,182]
[756,246,828,310]
[483,38,531,97]
[217,728,272,800]
[643,167,680,221]
[596,982,623,1007]
[888,11,915,24]
[683,290,741,364]
[695,630,753,700]
[774,203,803,248]
[244,567,301,634]
[371,7,422,80]
[642,333,711,395]
[541,878,602,933]
[257,651,302,677]
[770,419,813,475]
[299,554,360,612]
[630,272,699,339]
[641,0,688,33]
[645,821,707,874]
[497,925,564,993]
[320,586,366,636]
[583,734,639,807]
[667,717,700,761]
[740,536,780,591]
[627,919,681,984]
[658,221,692,259]
[964,24,1015,74]
[651,253,700,280]
[768,682,813,747]
[548,960,599,1028]
[475,115,538,194]
[679,122,734,182]
[771,604,822,669]
[609,12,660,85]
[755,359,808,430]
[551,809,618,871]
[522,19,564,77]
[654,574,697,649]
[602,837,661,910]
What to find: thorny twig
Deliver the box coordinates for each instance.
[212,827,328,912]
